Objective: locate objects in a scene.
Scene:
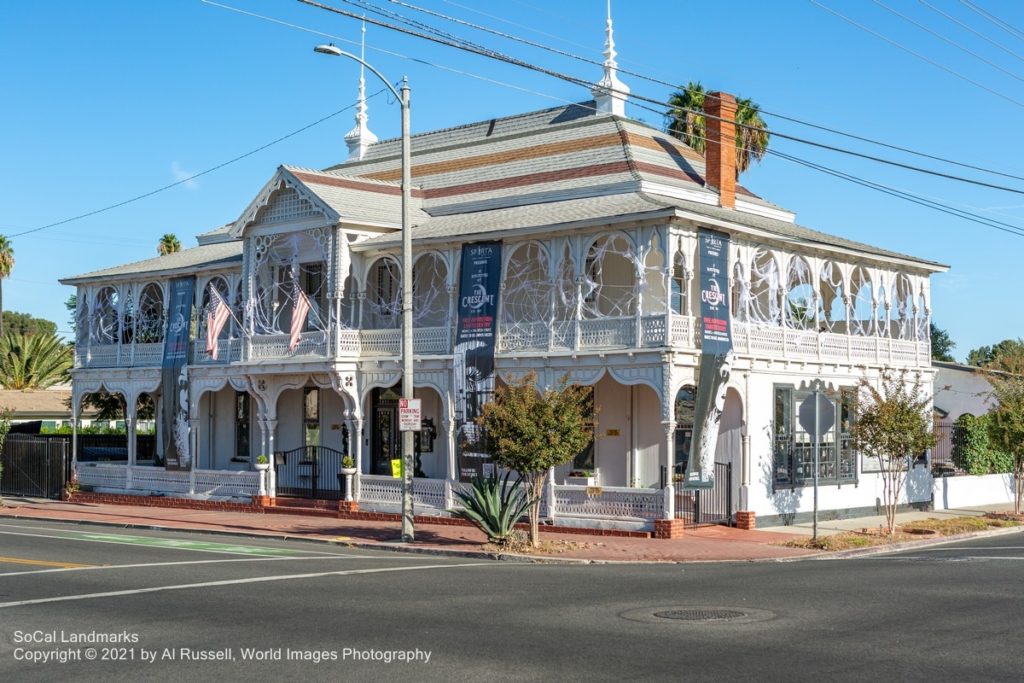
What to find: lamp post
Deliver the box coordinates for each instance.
[315,44,415,543]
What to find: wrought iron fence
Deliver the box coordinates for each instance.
[931,421,966,475]
[273,446,347,499]
[1,435,70,499]
[674,462,732,528]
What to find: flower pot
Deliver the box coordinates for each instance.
[255,462,271,472]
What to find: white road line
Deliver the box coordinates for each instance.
[0,528,327,558]
[0,554,390,578]
[895,546,1024,552]
[0,562,493,609]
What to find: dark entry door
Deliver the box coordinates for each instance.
[372,389,400,475]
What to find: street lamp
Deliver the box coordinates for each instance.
[315,43,415,543]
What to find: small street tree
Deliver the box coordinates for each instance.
[983,340,1024,514]
[850,369,935,535]
[478,372,593,548]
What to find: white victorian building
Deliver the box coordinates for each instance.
[63,33,946,533]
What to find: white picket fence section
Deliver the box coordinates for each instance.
[76,463,262,499]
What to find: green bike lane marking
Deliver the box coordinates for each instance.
[0,524,332,557]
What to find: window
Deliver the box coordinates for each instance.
[674,386,696,476]
[571,387,596,470]
[773,385,857,487]
[303,388,320,448]
[234,392,250,463]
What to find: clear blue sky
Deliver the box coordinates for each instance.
[2,0,1022,361]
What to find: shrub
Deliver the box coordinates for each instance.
[954,414,1013,475]
[451,471,533,547]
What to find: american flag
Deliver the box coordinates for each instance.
[205,285,231,360]
[289,288,312,353]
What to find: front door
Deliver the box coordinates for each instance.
[372,388,400,475]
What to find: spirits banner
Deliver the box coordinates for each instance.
[684,229,734,489]
[161,277,195,470]
[454,241,502,482]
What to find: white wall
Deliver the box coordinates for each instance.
[635,384,664,488]
[743,369,933,522]
[933,364,995,422]
[595,374,629,486]
[934,473,1016,509]
[414,387,445,479]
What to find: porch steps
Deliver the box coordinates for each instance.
[264,498,339,518]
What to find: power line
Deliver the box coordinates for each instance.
[8,93,381,239]
[369,0,1024,185]
[810,0,1024,109]
[873,0,1024,84]
[302,0,1024,197]
[919,0,1024,65]
[960,0,1024,43]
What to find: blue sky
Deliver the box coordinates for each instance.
[2,0,1022,360]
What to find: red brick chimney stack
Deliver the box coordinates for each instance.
[704,91,737,209]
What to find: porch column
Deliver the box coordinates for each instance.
[265,419,278,460]
[190,417,200,470]
[257,419,269,461]
[445,417,456,482]
[71,397,79,472]
[662,421,675,488]
[352,416,363,500]
[125,399,138,467]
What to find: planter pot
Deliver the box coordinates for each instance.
[339,467,358,477]
[255,463,271,472]
[338,467,358,502]
[566,476,595,486]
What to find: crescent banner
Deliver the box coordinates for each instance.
[454,241,502,482]
[683,229,734,490]
[161,277,195,471]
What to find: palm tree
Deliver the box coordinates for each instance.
[157,233,182,256]
[665,81,770,177]
[0,331,72,389]
[0,235,13,337]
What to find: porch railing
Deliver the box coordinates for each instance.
[75,463,261,498]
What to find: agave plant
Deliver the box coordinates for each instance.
[451,471,534,547]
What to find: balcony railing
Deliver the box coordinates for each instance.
[731,322,928,367]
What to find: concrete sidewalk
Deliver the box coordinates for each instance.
[759,503,1012,537]
[0,497,1014,563]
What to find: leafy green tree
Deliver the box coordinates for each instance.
[967,338,1024,367]
[0,235,14,337]
[665,81,770,177]
[983,342,1024,514]
[478,372,593,547]
[930,323,956,362]
[2,311,57,337]
[157,233,182,256]
[0,331,72,389]
[851,370,936,535]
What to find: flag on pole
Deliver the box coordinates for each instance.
[205,285,231,360]
[289,288,311,353]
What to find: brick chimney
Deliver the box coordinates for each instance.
[704,91,737,209]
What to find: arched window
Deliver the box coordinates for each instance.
[641,237,666,316]
[364,257,401,329]
[413,252,449,328]
[748,249,781,325]
[92,286,119,344]
[784,255,814,329]
[893,273,915,340]
[136,283,165,343]
[200,276,231,340]
[818,261,846,333]
[850,267,874,336]
[501,242,550,327]
[671,248,687,315]
[581,234,637,318]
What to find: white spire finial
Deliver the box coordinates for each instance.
[592,0,629,116]
[345,19,378,160]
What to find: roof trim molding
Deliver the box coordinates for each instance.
[230,167,340,237]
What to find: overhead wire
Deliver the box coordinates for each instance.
[337,0,1024,186]
[300,0,1024,197]
[809,0,1024,109]
[872,0,1024,84]
[8,89,384,239]
[960,0,1024,44]
[918,0,1024,65]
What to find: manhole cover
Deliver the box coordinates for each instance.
[653,609,747,622]
[620,605,775,626]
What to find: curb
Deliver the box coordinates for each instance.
[0,508,593,565]
[788,524,1024,561]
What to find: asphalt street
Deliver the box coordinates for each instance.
[0,519,1022,682]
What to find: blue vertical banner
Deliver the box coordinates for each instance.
[161,277,195,471]
[454,241,502,482]
[684,229,734,489]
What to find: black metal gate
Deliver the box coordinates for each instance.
[273,446,346,499]
[0,435,70,499]
[675,462,732,528]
